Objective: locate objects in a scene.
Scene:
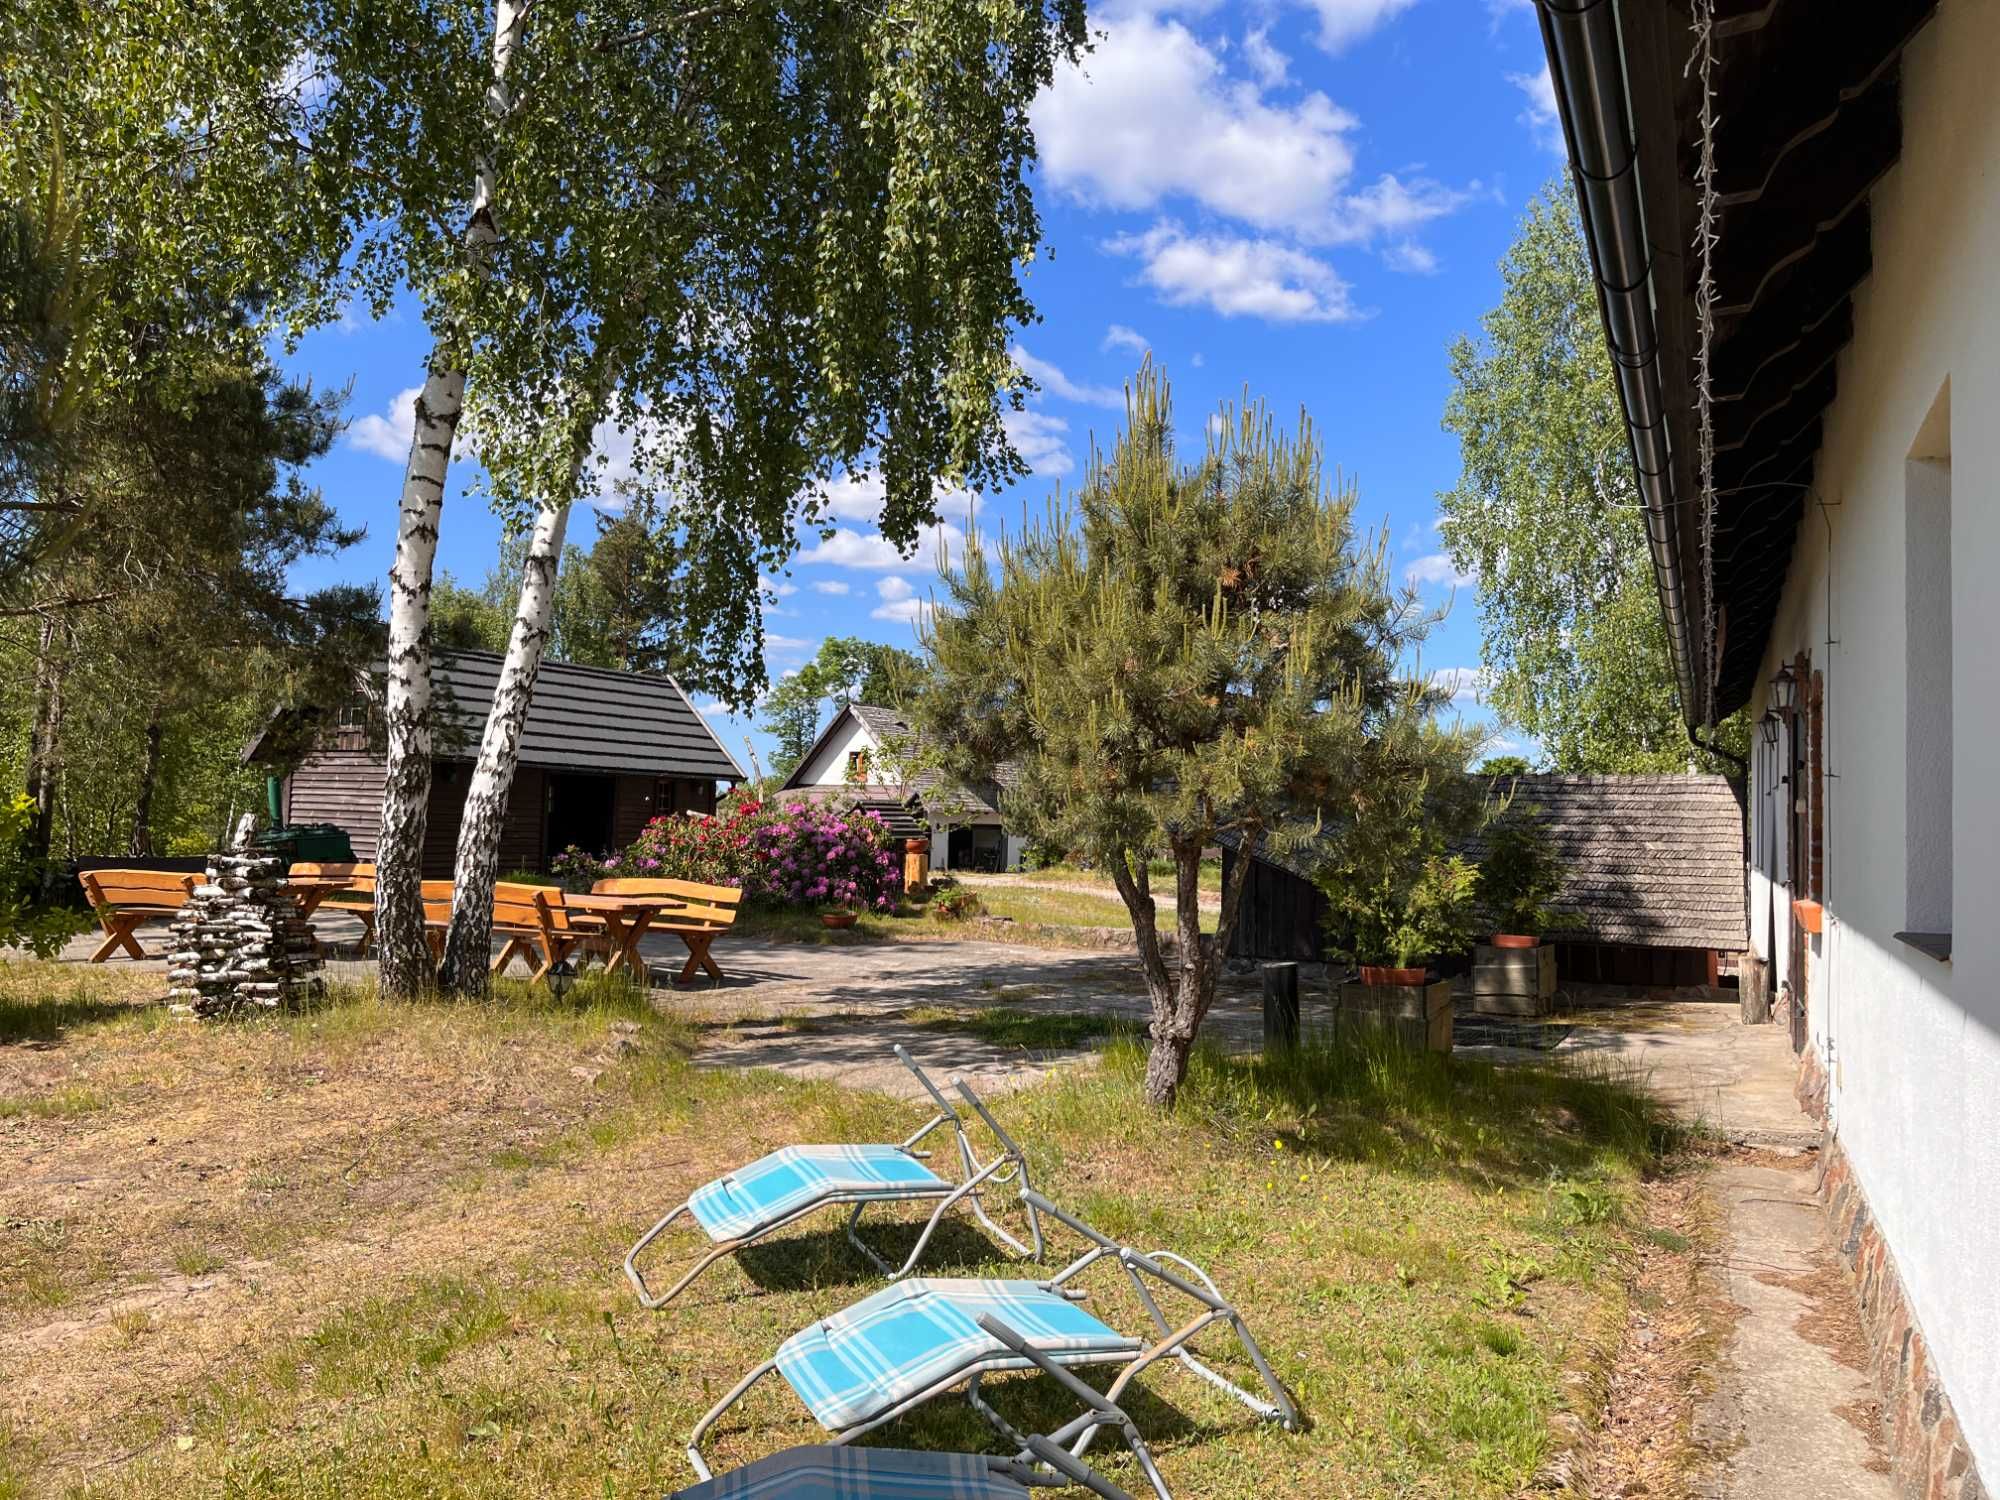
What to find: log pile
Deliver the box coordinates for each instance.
[166,853,325,1017]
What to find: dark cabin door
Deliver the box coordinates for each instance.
[546,773,617,861]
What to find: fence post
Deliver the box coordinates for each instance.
[1261,962,1300,1051]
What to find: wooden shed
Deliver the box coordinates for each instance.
[258,651,744,877]
[1225,774,1749,985]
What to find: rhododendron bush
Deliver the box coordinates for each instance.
[551,800,903,911]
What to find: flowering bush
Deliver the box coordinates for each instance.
[554,798,903,912]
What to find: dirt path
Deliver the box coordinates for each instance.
[955,871,1223,914]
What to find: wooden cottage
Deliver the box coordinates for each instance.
[257,651,744,877]
[1226,774,1749,985]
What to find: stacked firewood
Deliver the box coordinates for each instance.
[166,853,325,1016]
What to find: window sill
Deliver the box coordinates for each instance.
[1894,931,1952,964]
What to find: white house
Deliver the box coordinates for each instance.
[1542,1,1994,1493]
[780,702,1027,872]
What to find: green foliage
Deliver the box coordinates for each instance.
[760,637,928,778]
[1476,755,1531,776]
[0,794,86,956]
[1476,813,1566,937]
[1325,853,1481,969]
[929,884,985,922]
[1439,179,1746,772]
[916,364,1477,1101]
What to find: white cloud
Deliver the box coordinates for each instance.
[1190,351,1205,368]
[346,386,424,462]
[758,574,797,599]
[1383,241,1439,275]
[1430,666,1493,706]
[798,522,965,571]
[1012,344,1123,408]
[1002,407,1076,476]
[764,632,816,659]
[1511,64,1563,153]
[869,574,934,626]
[810,579,851,596]
[1405,552,1477,588]
[1242,26,1290,87]
[807,469,979,527]
[1101,323,1151,357]
[1105,223,1360,323]
[1035,15,1474,259]
[1301,0,1420,52]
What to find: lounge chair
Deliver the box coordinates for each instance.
[686,1120,1300,1484]
[670,1316,1163,1499]
[624,1047,1045,1309]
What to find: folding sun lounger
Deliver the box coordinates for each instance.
[670,1316,1156,1499]
[625,1047,1045,1309]
[686,1086,1302,1488]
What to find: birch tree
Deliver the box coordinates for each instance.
[916,367,1476,1107]
[427,0,1090,995]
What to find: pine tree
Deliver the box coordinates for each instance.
[916,366,1475,1107]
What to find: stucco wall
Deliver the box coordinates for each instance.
[1747,0,2000,1472]
[792,714,876,788]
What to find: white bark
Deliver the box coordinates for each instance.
[437,496,571,993]
[370,0,531,998]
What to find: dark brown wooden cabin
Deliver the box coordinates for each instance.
[1225,775,1749,986]
[256,651,744,878]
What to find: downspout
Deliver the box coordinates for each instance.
[1536,0,1707,728]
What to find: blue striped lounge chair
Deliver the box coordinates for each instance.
[686,1099,1301,1488]
[669,1317,1159,1499]
[625,1048,1045,1308]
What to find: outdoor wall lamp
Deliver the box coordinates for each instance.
[1759,711,1782,749]
[1771,663,1799,715]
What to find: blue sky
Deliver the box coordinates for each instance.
[278,0,1559,775]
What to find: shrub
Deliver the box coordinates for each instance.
[1324,854,1480,969]
[930,884,984,921]
[560,799,904,912]
[1476,813,1565,936]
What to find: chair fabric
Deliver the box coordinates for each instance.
[774,1278,1140,1431]
[669,1445,1026,1500]
[688,1145,948,1243]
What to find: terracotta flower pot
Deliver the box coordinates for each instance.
[1360,964,1427,986]
[820,911,858,930]
[1791,898,1824,934]
[1491,933,1539,949]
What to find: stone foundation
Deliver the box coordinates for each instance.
[167,853,325,1017]
[1807,1056,1987,1500]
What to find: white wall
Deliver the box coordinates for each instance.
[1748,0,2000,1470]
[791,712,877,788]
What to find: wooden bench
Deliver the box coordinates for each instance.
[76,869,198,962]
[290,861,376,951]
[589,877,743,985]
[418,880,582,982]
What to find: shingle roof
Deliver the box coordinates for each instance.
[1235,774,1748,952]
[429,651,744,781]
[1462,775,1747,950]
[785,704,1019,817]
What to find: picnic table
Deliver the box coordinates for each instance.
[281,875,352,920]
[565,892,689,977]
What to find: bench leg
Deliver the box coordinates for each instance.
[676,933,723,985]
[88,914,148,963]
[491,936,532,977]
[533,935,582,983]
[358,911,376,956]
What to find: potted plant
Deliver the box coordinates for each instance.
[819,905,859,930]
[1476,815,1564,948]
[1327,854,1480,985]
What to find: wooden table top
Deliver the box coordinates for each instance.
[282,877,353,890]
[564,893,689,913]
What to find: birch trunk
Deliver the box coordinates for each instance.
[436,496,571,995]
[371,0,530,998]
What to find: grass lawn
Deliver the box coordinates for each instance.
[734,885,1215,946]
[0,959,1678,1498]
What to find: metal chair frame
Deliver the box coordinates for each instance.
[686,1101,1301,1486]
[624,1047,1045,1308]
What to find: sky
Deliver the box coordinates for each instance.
[276,0,1562,777]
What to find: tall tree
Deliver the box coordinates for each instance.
[759,636,928,780]
[916,368,1474,1107]
[1438,180,1745,772]
[434,0,1090,994]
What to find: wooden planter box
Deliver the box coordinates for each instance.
[1335,977,1453,1053]
[1471,941,1557,1017]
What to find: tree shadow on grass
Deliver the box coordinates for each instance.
[0,986,160,1046]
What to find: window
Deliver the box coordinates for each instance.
[845,749,869,781]
[1904,381,1952,939]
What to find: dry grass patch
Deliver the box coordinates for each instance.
[0,961,1679,1499]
